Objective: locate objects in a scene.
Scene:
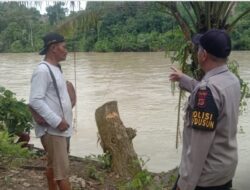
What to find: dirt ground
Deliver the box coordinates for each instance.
[0,149,177,190]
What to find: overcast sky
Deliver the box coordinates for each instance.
[36,1,87,15]
[1,0,87,15]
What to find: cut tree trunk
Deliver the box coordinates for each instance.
[95,101,142,178]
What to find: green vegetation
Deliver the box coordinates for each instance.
[86,152,112,170]
[0,1,250,53]
[83,153,172,189]
[231,2,250,50]
[0,86,33,168]
[165,2,250,105]
[228,60,250,113]
[0,86,32,135]
[162,2,250,77]
[0,130,33,168]
[120,169,158,190]
[85,2,178,52]
[86,164,105,183]
[118,157,163,190]
[84,153,112,183]
[161,2,250,148]
[0,2,47,53]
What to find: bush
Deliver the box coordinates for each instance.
[0,86,33,135]
[94,38,113,52]
[0,130,33,168]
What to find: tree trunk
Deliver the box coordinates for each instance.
[95,101,142,178]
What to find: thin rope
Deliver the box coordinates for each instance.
[103,74,114,100]
[73,48,78,132]
[102,62,118,100]
[176,89,182,149]
[71,3,78,133]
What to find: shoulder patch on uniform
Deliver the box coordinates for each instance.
[191,87,218,131]
[197,89,208,108]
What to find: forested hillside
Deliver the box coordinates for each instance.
[0,1,249,53]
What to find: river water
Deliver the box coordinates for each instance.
[0,52,249,189]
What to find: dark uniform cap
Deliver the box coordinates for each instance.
[39,32,65,55]
[192,29,231,58]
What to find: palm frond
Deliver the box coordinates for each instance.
[227,7,250,31]
[222,2,236,27]
[214,2,230,28]
[205,2,211,29]
[181,2,196,31]
[190,1,202,19]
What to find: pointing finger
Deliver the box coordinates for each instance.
[170,66,178,72]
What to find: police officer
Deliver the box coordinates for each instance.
[169,29,241,190]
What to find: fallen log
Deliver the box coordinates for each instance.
[95,101,142,178]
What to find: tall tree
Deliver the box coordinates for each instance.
[0,2,45,52]
[161,2,250,74]
[160,2,250,148]
[46,2,67,25]
[55,2,177,52]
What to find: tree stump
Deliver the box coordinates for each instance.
[95,101,142,178]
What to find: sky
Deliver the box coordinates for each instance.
[0,0,87,15]
[38,1,87,15]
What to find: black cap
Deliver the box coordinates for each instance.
[39,32,65,55]
[192,29,231,58]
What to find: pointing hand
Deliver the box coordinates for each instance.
[169,67,183,82]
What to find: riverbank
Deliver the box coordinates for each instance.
[0,147,177,190]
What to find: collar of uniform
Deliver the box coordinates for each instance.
[203,64,228,81]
